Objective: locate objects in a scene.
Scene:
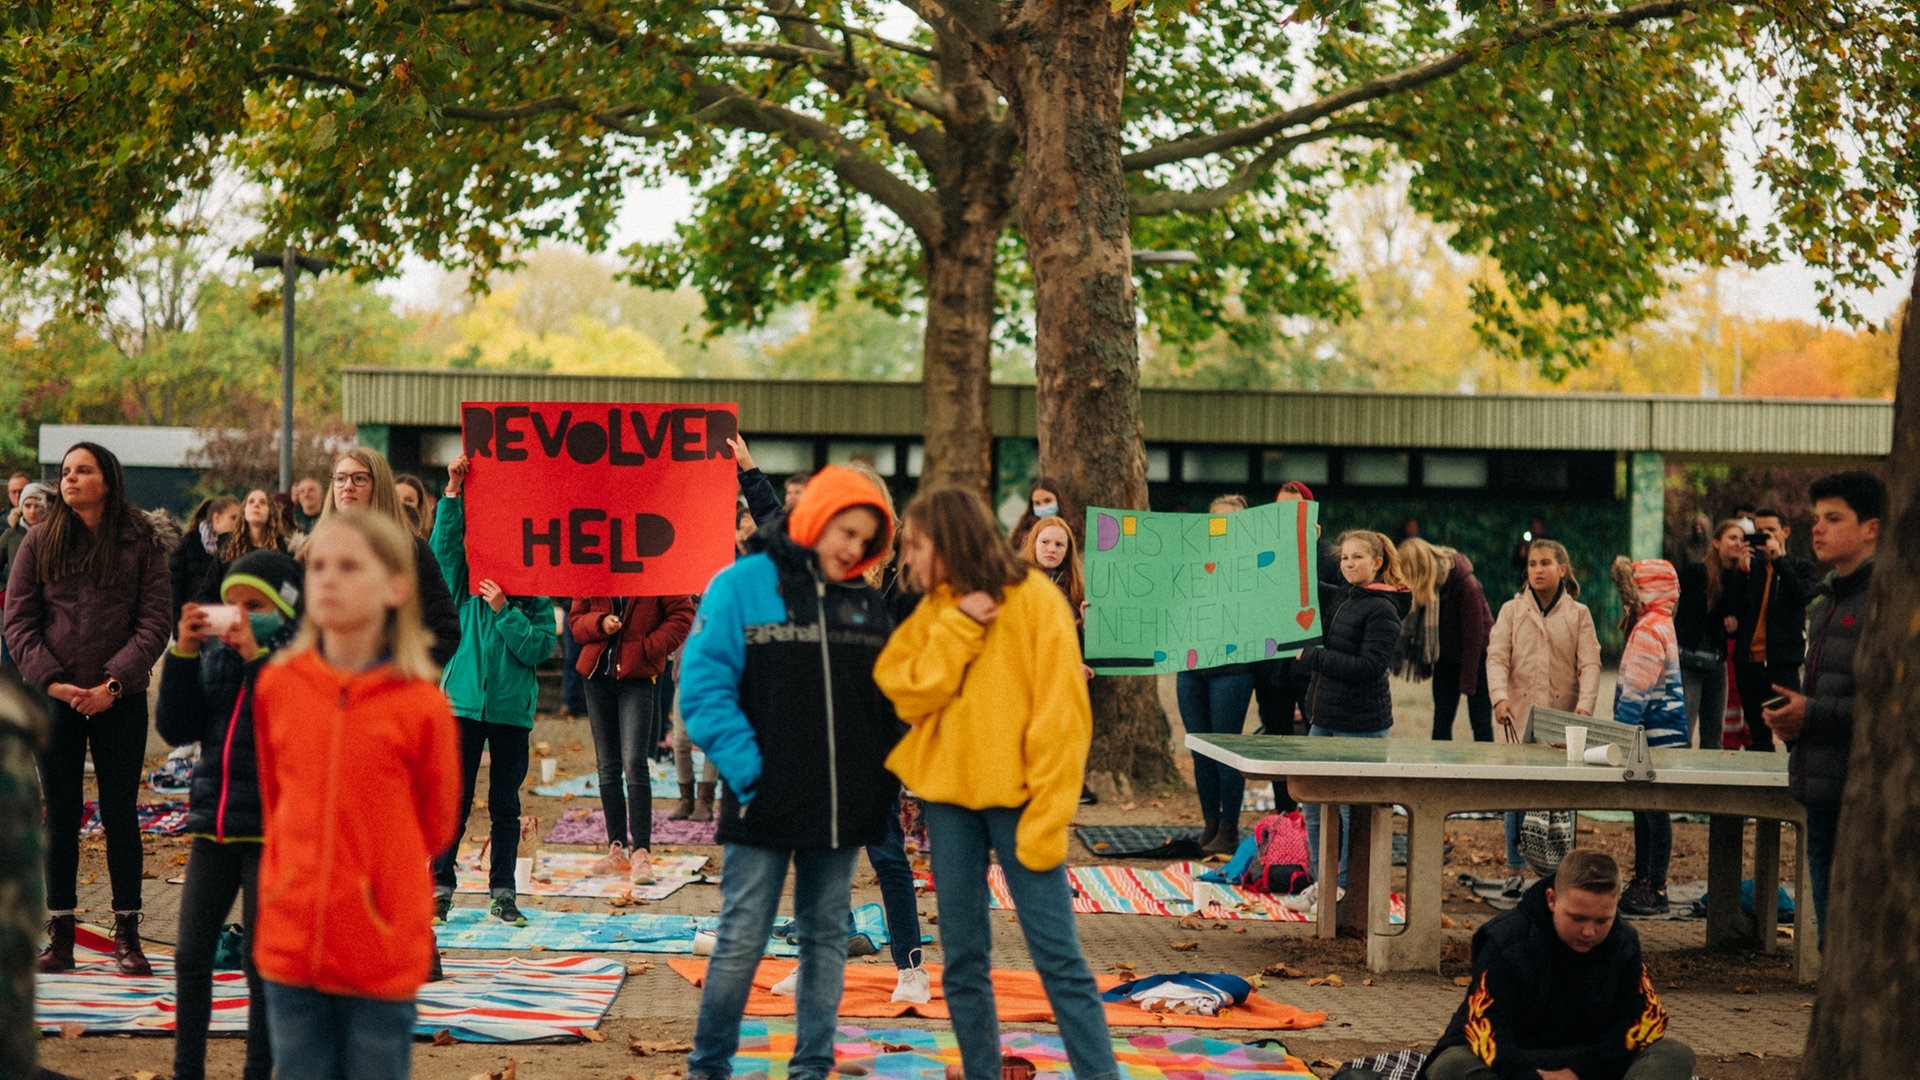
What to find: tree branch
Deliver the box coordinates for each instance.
[1123,0,1712,172]
[690,81,942,243]
[253,63,370,93]
[892,0,997,49]
[435,0,625,44]
[709,4,940,60]
[440,94,583,122]
[1128,121,1407,216]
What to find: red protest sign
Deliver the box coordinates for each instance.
[460,401,738,597]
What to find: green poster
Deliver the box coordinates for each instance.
[1082,500,1323,675]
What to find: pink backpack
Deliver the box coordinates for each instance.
[1239,810,1313,895]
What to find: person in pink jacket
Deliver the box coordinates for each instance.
[1485,539,1600,890]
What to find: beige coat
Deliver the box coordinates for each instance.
[1485,589,1601,741]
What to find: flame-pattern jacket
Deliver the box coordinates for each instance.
[1417,879,1670,1080]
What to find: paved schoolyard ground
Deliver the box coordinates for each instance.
[39,670,1811,1078]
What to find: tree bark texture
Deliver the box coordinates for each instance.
[1801,263,1920,1074]
[986,0,1176,787]
[916,66,1017,496]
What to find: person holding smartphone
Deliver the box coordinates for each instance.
[1726,508,1818,752]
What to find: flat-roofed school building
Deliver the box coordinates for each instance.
[341,367,1891,649]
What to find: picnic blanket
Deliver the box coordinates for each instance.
[78,800,189,835]
[730,1019,1318,1079]
[36,925,622,1042]
[532,753,709,799]
[1076,825,1205,860]
[453,847,711,899]
[543,806,719,846]
[985,862,1403,924]
[434,902,903,956]
[669,960,1328,1031]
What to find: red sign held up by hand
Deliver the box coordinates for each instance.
[460,401,738,597]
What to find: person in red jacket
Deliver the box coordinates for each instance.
[250,511,461,1080]
[569,593,696,884]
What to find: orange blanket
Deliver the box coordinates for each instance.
[667,958,1327,1030]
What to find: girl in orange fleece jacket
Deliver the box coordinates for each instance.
[250,511,461,1080]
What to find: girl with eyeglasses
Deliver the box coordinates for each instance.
[312,448,461,668]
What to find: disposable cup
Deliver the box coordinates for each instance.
[514,857,533,894]
[540,757,558,784]
[1585,743,1623,766]
[1564,725,1588,763]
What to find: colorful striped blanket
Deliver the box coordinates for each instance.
[77,800,189,835]
[36,925,622,1042]
[453,847,711,899]
[985,862,1404,923]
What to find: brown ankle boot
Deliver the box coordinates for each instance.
[1202,821,1240,856]
[690,782,716,822]
[668,783,697,821]
[36,913,76,973]
[112,912,152,976]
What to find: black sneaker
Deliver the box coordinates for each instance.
[433,895,452,926]
[1080,785,1099,806]
[490,895,528,926]
[1619,882,1670,917]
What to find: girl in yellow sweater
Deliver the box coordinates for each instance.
[875,488,1117,1080]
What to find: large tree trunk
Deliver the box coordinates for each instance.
[990,0,1177,789]
[1801,270,1920,1071]
[917,73,1017,496]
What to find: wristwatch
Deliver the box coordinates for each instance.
[105,678,123,698]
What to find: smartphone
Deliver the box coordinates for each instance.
[1762,694,1789,710]
[200,603,242,636]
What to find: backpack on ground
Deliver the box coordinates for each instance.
[1238,810,1313,895]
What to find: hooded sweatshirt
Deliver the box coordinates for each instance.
[1418,879,1672,1080]
[680,465,902,851]
[1612,560,1689,748]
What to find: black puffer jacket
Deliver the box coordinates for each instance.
[1418,879,1671,1080]
[154,623,298,841]
[1791,558,1873,807]
[1299,580,1410,733]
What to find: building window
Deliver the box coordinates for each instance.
[1181,447,1250,484]
[828,441,897,476]
[751,438,815,476]
[1146,447,1172,483]
[1344,451,1410,487]
[905,443,924,478]
[1423,452,1489,489]
[1261,449,1331,486]
[1510,455,1570,489]
[421,431,464,468]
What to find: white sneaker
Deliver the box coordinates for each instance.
[891,965,932,1004]
[770,969,798,996]
[1279,882,1345,914]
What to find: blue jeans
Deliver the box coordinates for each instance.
[687,843,858,1080]
[1805,804,1838,951]
[560,613,586,714]
[261,981,415,1080]
[583,674,658,852]
[1504,812,1527,871]
[865,796,923,969]
[1176,670,1255,822]
[923,803,1117,1080]
[1301,725,1391,890]
[431,719,530,896]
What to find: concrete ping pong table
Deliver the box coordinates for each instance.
[1187,733,1818,983]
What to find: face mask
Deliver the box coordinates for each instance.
[248,612,286,642]
[1034,503,1060,518]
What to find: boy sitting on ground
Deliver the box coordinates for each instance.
[1417,849,1693,1080]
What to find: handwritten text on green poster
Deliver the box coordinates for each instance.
[1082,500,1323,675]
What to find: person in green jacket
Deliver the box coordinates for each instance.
[427,453,558,926]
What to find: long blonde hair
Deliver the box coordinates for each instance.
[318,448,407,532]
[1396,537,1456,609]
[277,511,440,682]
[1335,529,1407,589]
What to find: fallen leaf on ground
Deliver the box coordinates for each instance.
[432,1029,457,1046]
[1261,962,1304,978]
[59,1024,86,1039]
[581,1028,607,1042]
[1177,915,1205,930]
[1452,976,1471,987]
[1308,974,1344,987]
[626,960,653,975]
[1441,915,1457,929]
[1111,961,1135,971]
[1734,985,1757,994]
[1363,978,1375,986]
[629,1036,693,1056]
[1169,940,1199,951]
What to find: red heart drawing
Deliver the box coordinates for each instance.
[1204,562,1217,574]
[1296,608,1317,630]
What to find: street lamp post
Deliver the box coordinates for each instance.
[249,247,331,494]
